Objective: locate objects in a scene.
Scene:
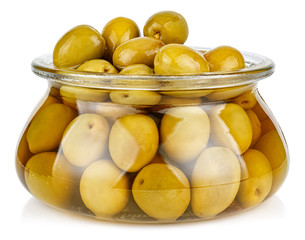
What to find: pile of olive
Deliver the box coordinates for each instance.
[52,11,245,75]
[16,11,288,222]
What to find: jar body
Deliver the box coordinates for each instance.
[16,82,289,223]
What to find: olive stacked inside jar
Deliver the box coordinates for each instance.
[16,11,288,222]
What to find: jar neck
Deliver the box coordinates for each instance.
[47,82,258,104]
[32,51,274,91]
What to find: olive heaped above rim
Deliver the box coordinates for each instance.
[119,64,154,75]
[204,46,245,72]
[144,11,189,44]
[102,17,140,62]
[154,44,210,75]
[76,59,118,73]
[112,37,165,70]
[34,49,274,91]
[53,25,106,68]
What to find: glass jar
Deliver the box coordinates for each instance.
[16,50,289,223]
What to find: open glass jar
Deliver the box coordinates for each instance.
[16,50,289,223]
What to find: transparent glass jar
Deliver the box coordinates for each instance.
[16,50,289,223]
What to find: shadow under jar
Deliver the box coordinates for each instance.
[16,50,289,223]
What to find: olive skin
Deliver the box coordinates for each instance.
[80,160,130,217]
[102,17,140,62]
[108,114,159,172]
[76,59,118,73]
[161,106,210,163]
[246,109,262,147]
[191,147,241,218]
[62,114,110,167]
[132,163,190,220]
[209,103,252,155]
[254,130,288,195]
[24,152,81,208]
[112,37,165,70]
[53,25,105,68]
[154,44,210,75]
[204,46,245,72]
[236,149,273,208]
[110,90,161,106]
[119,64,154,75]
[26,103,77,154]
[144,11,188,44]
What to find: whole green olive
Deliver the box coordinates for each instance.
[76,59,118,73]
[154,44,210,75]
[204,46,245,72]
[53,25,105,68]
[102,17,140,62]
[144,11,188,44]
[112,37,165,70]
[110,90,161,106]
[119,64,153,75]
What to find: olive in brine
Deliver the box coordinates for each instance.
[95,102,141,122]
[62,114,110,167]
[144,11,188,44]
[53,25,105,68]
[206,85,253,101]
[161,106,210,163]
[254,130,288,195]
[154,44,209,75]
[102,17,140,62]
[191,147,241,218]
[25,152,80,208]
[80,160,130,217]
[109,90,161,106]
[26,103,77,154]
[109,114,159,172]
[236,149,273,208]
[60,86,108,108]
[132,163,190,221]
[233,90,257,109]
[246,109,262,146]
[209,103,252,155]
[112,37,165,70]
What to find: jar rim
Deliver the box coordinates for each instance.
[31,48,274,91]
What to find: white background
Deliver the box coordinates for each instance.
[1,0,304,239]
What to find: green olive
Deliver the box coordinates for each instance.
[76,59,118,73]
[206,85,253,101]
[161,106,210,163]
[132,163,190,220]
[112,37,165,70]
[204,46,245,72]
[191,147,241,218]
[25,152,81,208]
[102,17,140,62]
[209,103,252,155]
[109,114,159,172]
[60,86,108,105]
[154,44,210,75]
[53,25,105,68]
[119,64,154,75]
[80,160,130,217]
[110,90,161,106]
[95,102,142,122]
[158,95,202,106]
[143,11,188,44]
